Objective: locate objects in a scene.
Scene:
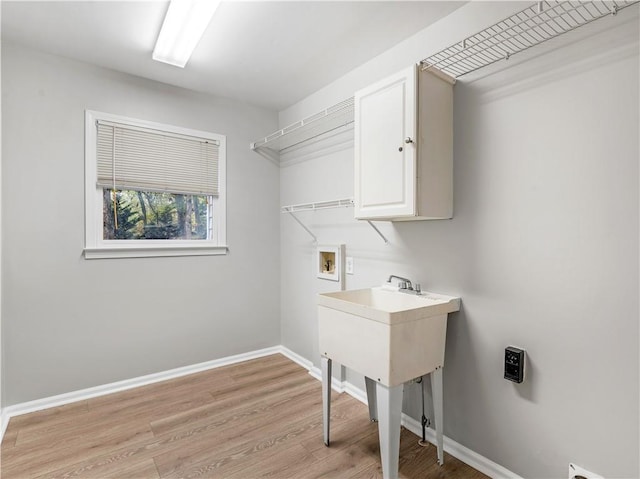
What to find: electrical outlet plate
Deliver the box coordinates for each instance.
[569,463,603,479]
[346,256,354,275]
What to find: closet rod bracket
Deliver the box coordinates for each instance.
[286,210,318,243]
[250,145,279,166]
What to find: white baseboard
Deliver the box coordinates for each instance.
[0,345,521,479]
[308,366,350,394]
[1,408,6,443]
[278,346,315,371]
[306,365,367,404]
[342,380,368,404]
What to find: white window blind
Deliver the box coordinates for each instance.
[96,120,219,196]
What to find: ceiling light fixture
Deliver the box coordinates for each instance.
[152,0,221,68]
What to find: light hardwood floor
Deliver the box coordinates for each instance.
[1,354,488,478]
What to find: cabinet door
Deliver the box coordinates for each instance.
[354,65,417,219]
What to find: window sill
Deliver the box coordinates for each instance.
[84,244,228,259]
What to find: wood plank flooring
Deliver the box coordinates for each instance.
[1,354,488,479]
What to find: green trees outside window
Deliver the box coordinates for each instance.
[103,189,210,240]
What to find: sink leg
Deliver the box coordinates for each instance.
[365,377,378,422]
[431,366,444,465]
[376,382,403,479]
[321,356,332,447]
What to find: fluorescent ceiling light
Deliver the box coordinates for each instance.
[153,0,221,68]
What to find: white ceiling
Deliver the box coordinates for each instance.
[1,1,466,111]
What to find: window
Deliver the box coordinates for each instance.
[84,110,227,259]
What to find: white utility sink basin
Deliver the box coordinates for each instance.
[318,286,460,387]
[317,286,460,325]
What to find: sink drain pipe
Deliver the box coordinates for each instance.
[417,376,430,447]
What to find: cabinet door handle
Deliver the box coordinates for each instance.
[405,137,414,144]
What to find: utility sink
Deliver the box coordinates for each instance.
[318,284,461,476]
[318,286,460,387]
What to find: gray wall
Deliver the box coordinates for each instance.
[279,3,639,478]
[1,43,281,405]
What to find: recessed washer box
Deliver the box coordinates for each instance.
[316,244,344,283]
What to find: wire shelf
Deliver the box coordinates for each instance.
[421,0,639,78]
[281,198,388,243]
[252,97,354,153]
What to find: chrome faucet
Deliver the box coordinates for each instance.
[387,275,422,295]
[387,275,413,290]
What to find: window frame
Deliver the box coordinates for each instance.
[84,110,227,259]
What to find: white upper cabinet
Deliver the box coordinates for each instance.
[354,65,417,219]
[354,64,454,221]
